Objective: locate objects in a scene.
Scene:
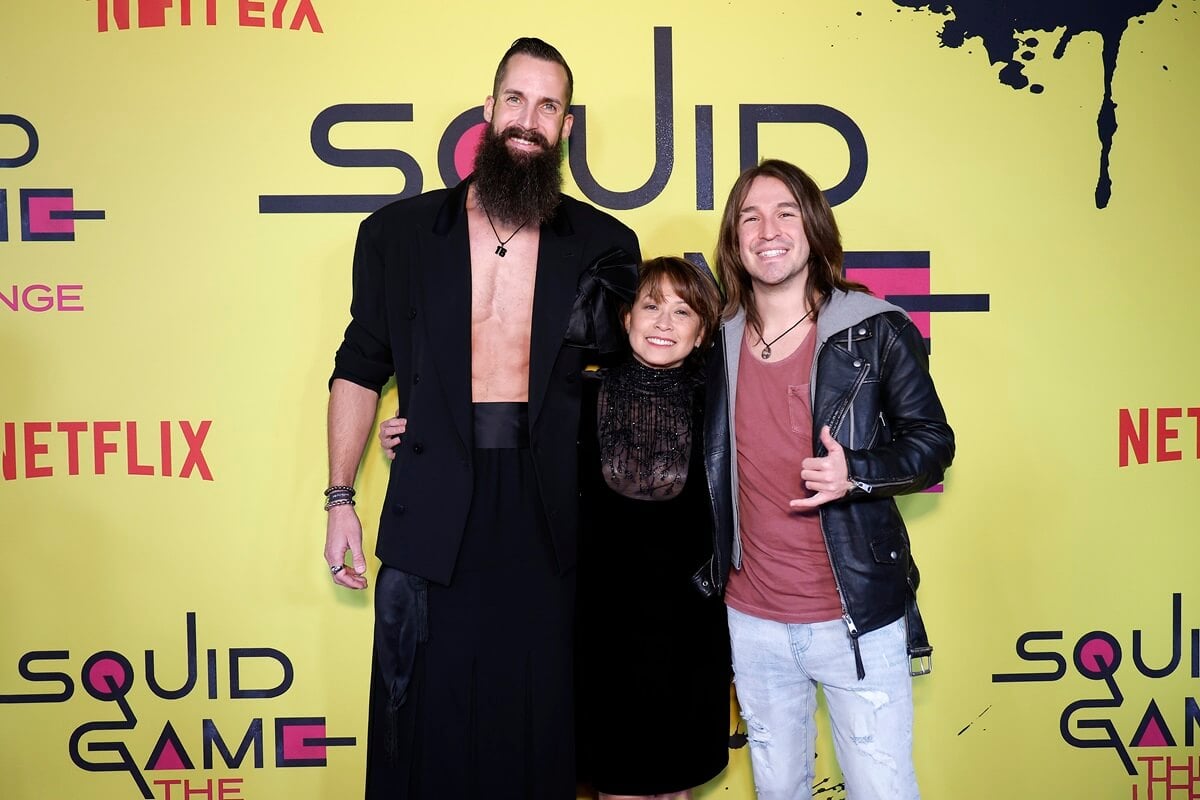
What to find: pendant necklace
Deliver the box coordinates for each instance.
[484,208,529,257]
[760,309,813,359]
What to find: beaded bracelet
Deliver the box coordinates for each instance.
[324,484,356,511]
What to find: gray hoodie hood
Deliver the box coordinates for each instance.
[815,289,908,343]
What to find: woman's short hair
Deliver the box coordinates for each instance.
[632,256,723,348]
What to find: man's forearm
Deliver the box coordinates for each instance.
[328,378,382,486]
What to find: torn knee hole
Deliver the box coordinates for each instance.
[739,708,771,743]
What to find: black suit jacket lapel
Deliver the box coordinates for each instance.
[528,203,579,428]
[419,180,473,453]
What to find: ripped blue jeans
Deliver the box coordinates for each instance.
[727,608,918,799]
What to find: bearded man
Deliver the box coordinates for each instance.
[322,37,640,799]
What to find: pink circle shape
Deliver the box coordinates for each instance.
[1078,636,1116,676]
[453,123,487,180]
[88,657,130,695]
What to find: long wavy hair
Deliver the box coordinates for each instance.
[714,159,868,337]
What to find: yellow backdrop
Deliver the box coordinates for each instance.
[3,2,1198,799]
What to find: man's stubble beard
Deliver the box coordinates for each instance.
[472,125,565,227]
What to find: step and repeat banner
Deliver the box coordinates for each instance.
[2,2,1198,798]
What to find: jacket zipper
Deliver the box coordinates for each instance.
[818,502,866,679]
[812,335,870,678]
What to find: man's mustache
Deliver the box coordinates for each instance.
[501,126,552,150]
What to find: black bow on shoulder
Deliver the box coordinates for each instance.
[564,247,639,354]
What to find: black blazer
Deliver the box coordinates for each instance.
[331,178,640,585]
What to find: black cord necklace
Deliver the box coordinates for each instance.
[484,208,529,257]
[760,309,813,359]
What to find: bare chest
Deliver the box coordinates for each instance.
[467,208,539,400]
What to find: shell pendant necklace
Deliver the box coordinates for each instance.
[760,309,812,359]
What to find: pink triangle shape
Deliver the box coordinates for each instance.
[1134,716,1170,748]
[150,739,186,770]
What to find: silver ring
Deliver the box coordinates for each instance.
[329,564,345,575]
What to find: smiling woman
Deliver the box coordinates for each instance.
[575,256,730,800]
[623,280,705,370]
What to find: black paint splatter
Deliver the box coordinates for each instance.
[957,704,992,735]
[729,720,748,749]
[813,776,847,799]
[892,0,1165,208]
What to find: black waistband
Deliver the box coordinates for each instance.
[473,402,529,449]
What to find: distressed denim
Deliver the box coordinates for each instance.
[727,608,918,799]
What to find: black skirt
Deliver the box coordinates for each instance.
[365,403,576,800]
[575,380,731,795]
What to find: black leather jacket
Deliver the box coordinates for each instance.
[706,290,955,677]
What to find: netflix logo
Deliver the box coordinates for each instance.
[2,420,213,481]
[1118,407,1200,467]
[96,0,323,33]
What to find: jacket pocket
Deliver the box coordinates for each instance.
[870,529,909,566]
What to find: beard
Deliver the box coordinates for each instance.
[472,124,565,227]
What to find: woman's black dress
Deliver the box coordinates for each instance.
[575,360,731,795]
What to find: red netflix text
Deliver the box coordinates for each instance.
[1119,408,1200,467]
[97,0,323,33]
[2,420,213,481]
